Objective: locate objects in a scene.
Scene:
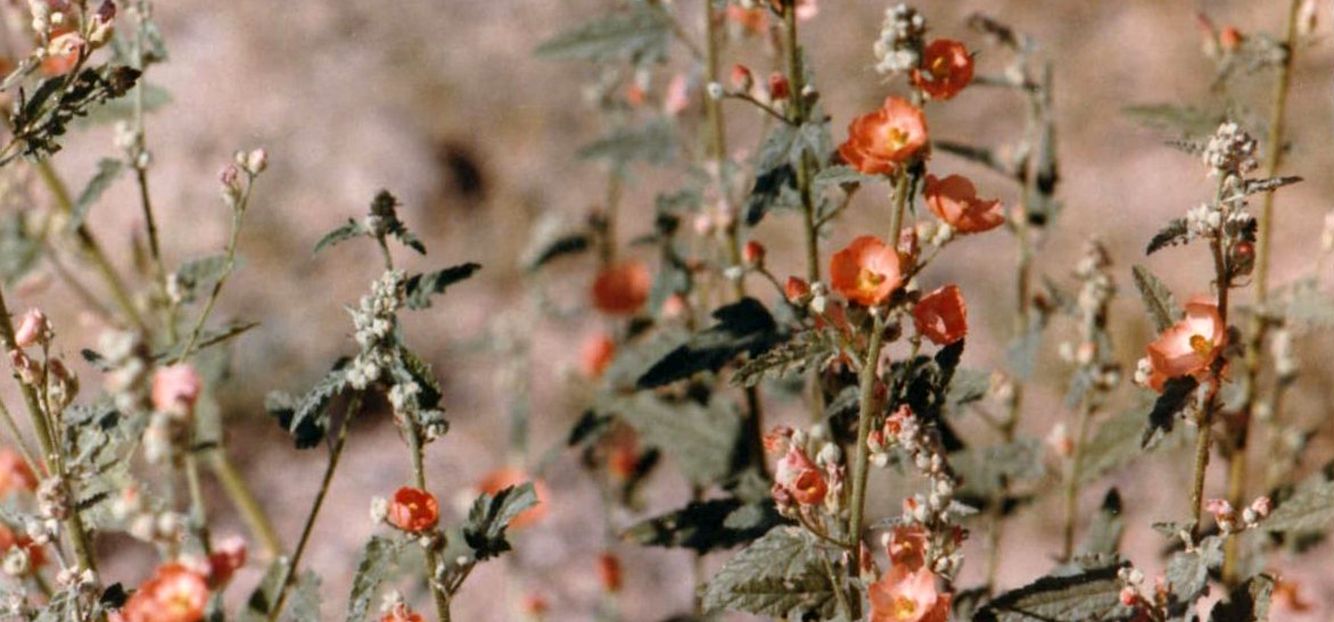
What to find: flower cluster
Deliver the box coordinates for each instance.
[348,270,406,390]
[873,4,927,76]
[766,425,844,518]
[1204,496,1271,535]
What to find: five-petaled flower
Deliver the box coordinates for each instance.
[591,262,651,316]
[1144,296,1226,392]
[868,566,951,622]
[838,97,928,176]
[774,446,828,506]
[923,175,1005,234]
[913,285,968,346]
[387,486,440,533]
[911,39,974,100]
[121,563,210,622]
[830,235,903,307]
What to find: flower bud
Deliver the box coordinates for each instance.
[767,73,790,101]
[785,277,810,302]
[245,148,268,175]
[13,309,49,349]
[743,240,765,266]
[730,64,754,92]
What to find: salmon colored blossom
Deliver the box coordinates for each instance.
[838,97,928,176]
[40,28,82,77]
[785,277,810,302]
[1144,296,1225,392]
[152,364,203,415]
[121,564,209,622]
[774,446,827,506]
[830,236,903,306]
[591,262,651,315]
[386,486,439,533]
[912,285,968,346]
[597,552,623,592]
[206,536,246,586]
[923,175,1005,234]
[0,449,36,496]
[381,604,425,622]
[0,524,45,570]
[911,39,974,100]
[886,524,929,571]
[868,566,951,622]
[579,333,616,379]
[477,467,548,529]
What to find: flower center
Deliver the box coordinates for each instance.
[892,596,918,619]
[929,55,951,80]
[884,126,909,150]
[856,268,886,293]
[1189,334,1213,358]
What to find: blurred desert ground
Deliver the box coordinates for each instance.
[7,0,1334,619]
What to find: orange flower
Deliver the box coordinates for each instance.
[1145,296,1225,392]
[923,174,1005,234]
[477,467,548,529]
[868,566,951,622]
[597,552,623,593]
[913,285,967,346]
[579,333,616,379]
[0,524,45,570]
[886,525,929,571]
[911,39,974,100]
[838,97,928,176]
[40,28,82,77]
[0,449,36,497]
[774,446,827,506]
[122,564,209,622]
[830,236,903,307]
[386,486,440,533]
[726,5,769,35]
[381,605,425,622]
[591,262,650,315]
[206,536,246,587]
[785,277,810,302]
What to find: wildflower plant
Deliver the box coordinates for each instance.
[0,0,1322,621]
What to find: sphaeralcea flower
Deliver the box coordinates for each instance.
[838,97,928,176]
[911,39,974,100]
[830,235,903,307]
[913,285,967,346]
[923,174,1004,234]
[1139,296,1225,392]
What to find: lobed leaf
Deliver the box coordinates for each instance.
[700,527,839,619]
[637,297,783,389]
[404,262,482,310]
[346,536,406,622]
[623,497,786,553]
[463,483,538,561]
[975,561,1131,621]
[1131,265,1182,333]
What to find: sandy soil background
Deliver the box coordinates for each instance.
[3,0,1334,619]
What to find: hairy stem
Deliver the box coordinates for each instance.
[174,174,257,364]
[208,450,282,558]
[267,394,359,622]
[1222,0,1303,586]
[846,314,885,563]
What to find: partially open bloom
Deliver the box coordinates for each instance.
[381,604,425,622]
[597,552,623,592]
[151,365,203,415]
[923,175,1004,234]
[838,97,928,176]
[774,446,827,506]
[591,262,650,316]
[886,525,929,571]
[0,449,36,496]
[912,285,967,346]
[868,566,950,622]
[122,564,209,622]
[767,73,791,101]
[40,28,82,77]
[1144,296,1225,392]
[206,536,246,587]
[386,486,440,533]
[579,333,616,379]
[477,467,548,529]
[0,524,45,570]
[13,309,49,349]
[830,236,903,307]
[743,240,766,266]
[785,277,810,302]
[911,39,974,100]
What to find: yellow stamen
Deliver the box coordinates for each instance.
[856,268,886,294]
[893,596,918,620]
[1189,334,1212,357]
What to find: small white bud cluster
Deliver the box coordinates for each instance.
[1,546,30,577]
[1185,202,1222,240]
[28,0,53,39]
[1202,122,1258,178]
[55,566,99,598]
[220,148,267,207]
[369,496,388,524]
[112,485,184,544]
[872,406,966,576]
[873,4,927,76]
[1207,496,1271,535]
[347,270,405,390]
[36,478,68,521]
[1064,239,1121,391]
[100,330,151,414]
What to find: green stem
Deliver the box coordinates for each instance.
[208,450,282,558]
[1223,0,1302,586]
[1060,398,1095,561]
[174,175,256,364]
[267,394,359,622]
[846,313,886,563]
